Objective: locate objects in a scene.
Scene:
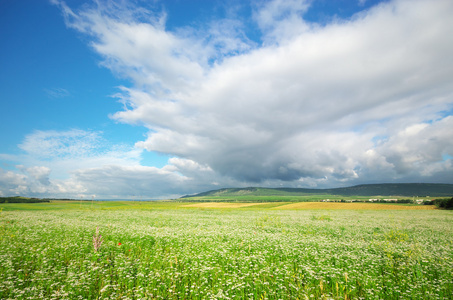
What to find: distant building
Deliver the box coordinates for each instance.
[383,199,398,202]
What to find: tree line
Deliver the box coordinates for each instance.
[424,197,453,209]
[0,197,50,203]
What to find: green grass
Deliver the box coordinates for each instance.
[0,200,183,211]
[0,203,452,299]
[0,200,425,212]
[182,194,378,202]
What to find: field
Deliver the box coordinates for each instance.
[0,201,452,299]
[181,194,377,203]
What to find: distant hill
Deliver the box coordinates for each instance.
[182,183,453,199]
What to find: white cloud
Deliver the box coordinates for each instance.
[358,0,367,6]
[0,129,229,198]
[117,0,452,187]
[69,0,453,187]
[23,166,51,186]
[377,116,453,177]
[44,87,70,98]
[0,166,53,196]
[14,129,144,181]
[0,169,27,196]
[19,129,102,159]
[253,0,311,44]
[0,129,145,198]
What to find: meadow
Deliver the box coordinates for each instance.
[0,201,452,299]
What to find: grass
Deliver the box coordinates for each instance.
[0,200,182,211]
[0,202,452,299]
[182,194,376,202]
[0,200,433,212]
[182,202,269,209]
[276,202,435,210]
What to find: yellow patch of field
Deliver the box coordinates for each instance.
[182,202,264,209]
[274,202,436,210]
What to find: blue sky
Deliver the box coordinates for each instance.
[1,1,141,150]
[0,0,452,199]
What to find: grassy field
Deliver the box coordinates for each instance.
[181,194,378,202]
[0,200,435,211]
[0,201,452,299]
[274,202,436,210]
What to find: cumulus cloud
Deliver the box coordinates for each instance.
[105,0,453,187]
[59,0,453,188]
[377,116,453,178]
[22,166,51,186]
[0,129,145,198]
[2,0,452,199]
[0,129,233,198]
[70,158,220,199]
[0,169,28,196]
[0,166,53,196]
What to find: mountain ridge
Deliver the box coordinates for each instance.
[182,183,453,198]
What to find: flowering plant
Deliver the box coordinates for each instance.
[92,227,103,252]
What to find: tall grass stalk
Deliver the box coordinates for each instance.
[92,226,103,252]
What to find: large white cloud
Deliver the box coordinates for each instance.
[2,0,452,199]
[64,0,453,186]
[100,0,453,187]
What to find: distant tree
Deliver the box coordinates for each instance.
[446,197,453,209]
[0,197,49,203]
[433,197,453,209]
[397,199,413,204]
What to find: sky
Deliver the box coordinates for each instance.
[0,0,452,199]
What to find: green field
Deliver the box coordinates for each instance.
[182,194,372,203]
[1,202,452,299]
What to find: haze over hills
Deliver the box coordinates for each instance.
[182,183,453,198]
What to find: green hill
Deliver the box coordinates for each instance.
[182,183,453,201]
